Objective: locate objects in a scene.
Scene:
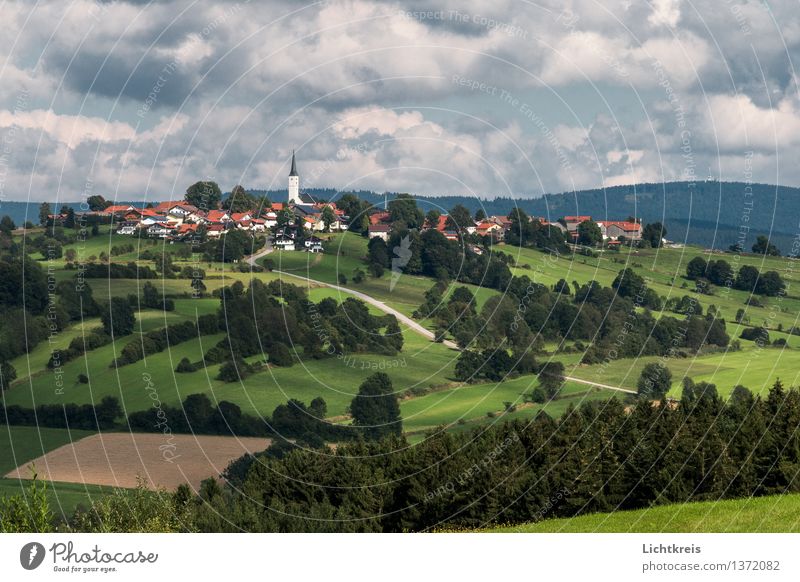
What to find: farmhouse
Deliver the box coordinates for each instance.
[368,224,391,241]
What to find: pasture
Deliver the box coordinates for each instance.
[488,493,800,533]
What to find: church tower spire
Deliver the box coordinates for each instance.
[288,150,300,204]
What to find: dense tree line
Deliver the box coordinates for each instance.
[113,314,219,367]
[686,256,785,296]
[183,380,800,532]
[0,396,122,430]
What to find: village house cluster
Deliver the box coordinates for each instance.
[367,211,643,245]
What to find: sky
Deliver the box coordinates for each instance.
[0,0,798,203]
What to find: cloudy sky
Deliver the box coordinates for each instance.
[0,0,798,203]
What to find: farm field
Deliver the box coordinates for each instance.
[6,432,272,490]
[487,493,800,533]
[0,426,109,517]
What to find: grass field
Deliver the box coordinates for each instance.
[495,243,800,334]
[0,426,109,518]
[488,493,800,533]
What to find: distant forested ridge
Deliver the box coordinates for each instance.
[5,180,797,251]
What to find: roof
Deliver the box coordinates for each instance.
[154,200,186,212]
[564,215,592,223]
[206,210,229,222]
[230,212,251,221]
[269,202,285,211]
[106,205,135,213]
[476,220,499,230]
[289,150,298,177]
[598,220,642,232]
[436,215,449,231]
[368,224,391,232]
[369,211,390,225]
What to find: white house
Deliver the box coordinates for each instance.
[368,224,391,241]
[115,221,137,236]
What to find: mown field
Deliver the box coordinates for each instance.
[0,426,109,517]
[488,493,800,533]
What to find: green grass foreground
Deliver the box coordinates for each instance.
[487,494,800,533]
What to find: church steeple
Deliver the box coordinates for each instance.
[287,149,301,205]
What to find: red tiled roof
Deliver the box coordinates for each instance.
[154,200,186,212]
[598,220,641,232]
[368,224,391,232]
[106,205,134,213]
[369,211,390,225]
[206,210,229,222]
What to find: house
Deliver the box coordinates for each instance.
[304,236,323,248]
[441,230,458,241]
[273,234,296,251]
[205,210,230,224]
[115,221,138,235]
[106,204,136,216]
[147,223,177,238]
[165,203,202,223]
[308,242,324,253]
[248,218,267,232]
[263,210,278,228]
[206,224,226,238]
[597,220,642,241]
[230,212,253,223]
[563,215,592,240]
[475,220,502,238]
[368,224,391,241]
[369,211,391,226]
[139,211,168,226]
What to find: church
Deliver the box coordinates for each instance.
[287,150,318,205]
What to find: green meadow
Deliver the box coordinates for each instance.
[488,493,800,533]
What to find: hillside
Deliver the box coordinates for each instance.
[487,494,800,533]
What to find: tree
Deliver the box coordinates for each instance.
[63,207,76,228]
[101,297,136,337]
[752,235,780,256]
[64,248,77,263]
[186,181,222,210]
[707,259,733,286]
[446,204,473,231]
[642,222,666,247]
[734,265,759,291]
[612,268,645,298]
[474,208,486,221]
[685,256,707,280]
[223,185,256,213]
[538,361,565,398]
[637,363,672,399]
[321,206,336,232]
[0,216,15,234]
[388,194,423,229]
[349,372,402,440]
[756,271,785,297]
[577,220,602,246]
[87,195,110,211]
[0,361,16,390]
[38,202,51,226]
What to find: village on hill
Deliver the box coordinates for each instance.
[42,151,648,254]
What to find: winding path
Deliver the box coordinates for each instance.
[245,243,635,392]
[244,241,458,349]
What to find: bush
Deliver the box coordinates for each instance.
[268,342,293,367]
[176,357,197,373]
[740,327,770,344]
[77,373,89,384]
